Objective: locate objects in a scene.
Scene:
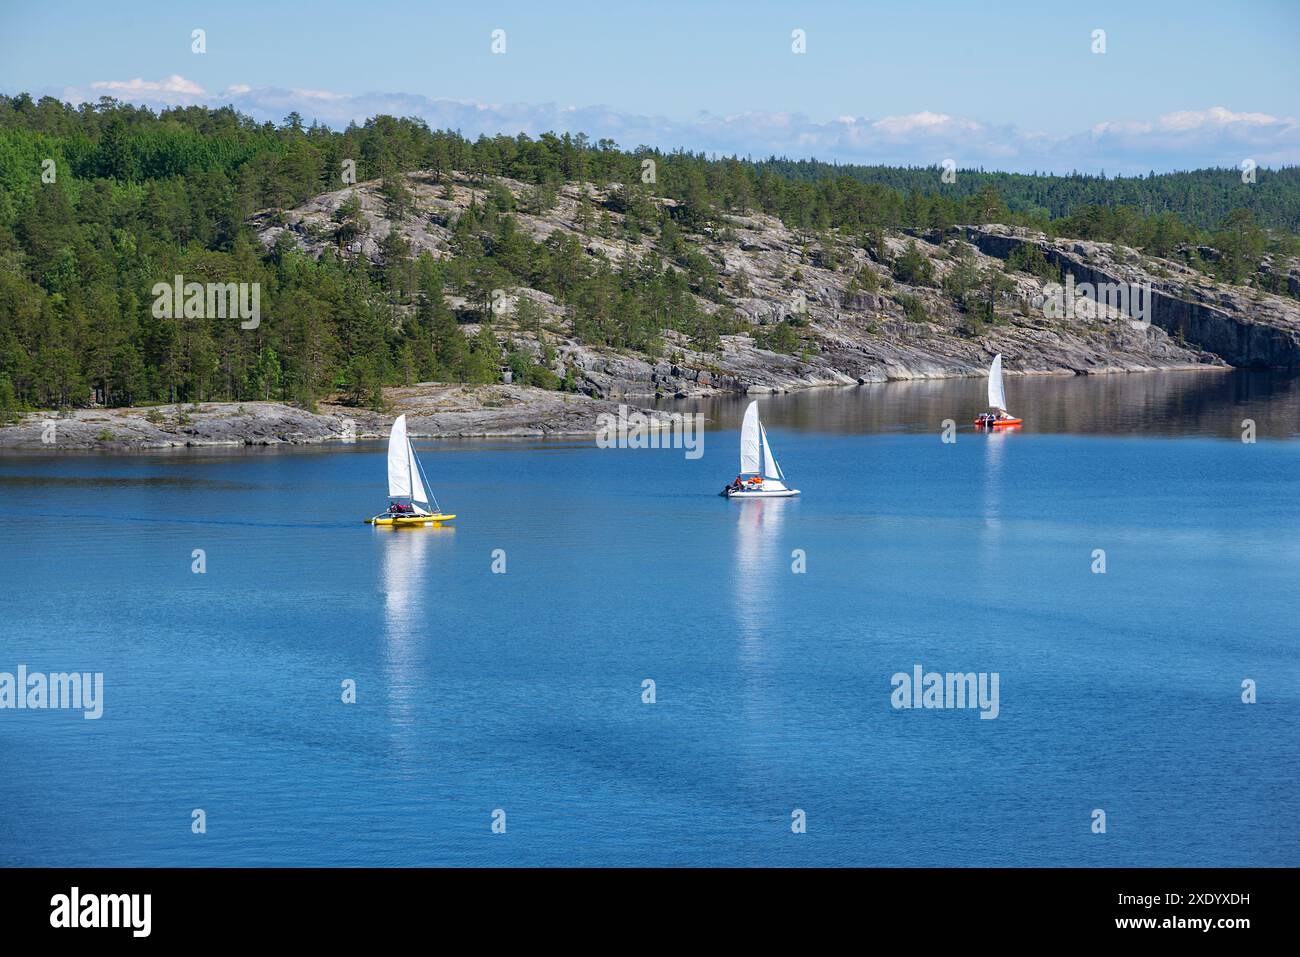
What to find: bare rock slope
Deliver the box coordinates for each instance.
[243,170,1300,399]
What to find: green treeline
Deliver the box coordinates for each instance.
[0,93,1295,417]
[755,158,1300,235]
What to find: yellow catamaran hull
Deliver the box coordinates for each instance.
[367,514,456,526]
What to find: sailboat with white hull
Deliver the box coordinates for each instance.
[721,401,801,498]
[366,414,456,526]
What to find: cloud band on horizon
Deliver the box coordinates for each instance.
[50,75,1300,176]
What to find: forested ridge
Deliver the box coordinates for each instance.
[754,159,1300,234]
[1,92,1297,417]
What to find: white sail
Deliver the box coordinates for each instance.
[386,414,429,506]
[740,401,762,474]
[759,425,783,480]
[387,414,412,498]
[987,354,1008,412]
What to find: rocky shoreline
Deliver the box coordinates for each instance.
[0,384,675,451]
[0,369,1235,452]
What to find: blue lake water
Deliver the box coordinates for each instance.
[1,373,1298,866]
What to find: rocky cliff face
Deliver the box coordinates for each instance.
[962,226,1300,371]
[250,171,1292,399]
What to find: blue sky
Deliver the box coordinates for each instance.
[3,0,1298,173]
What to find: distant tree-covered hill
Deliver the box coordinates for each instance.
[751,159,1300,234]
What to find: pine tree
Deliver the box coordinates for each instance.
[463,323,501,384]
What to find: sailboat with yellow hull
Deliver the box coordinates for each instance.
[366,414,456,526]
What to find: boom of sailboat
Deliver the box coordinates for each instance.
[366,414,456,526]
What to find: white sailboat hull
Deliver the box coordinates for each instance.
[725,484,801,499]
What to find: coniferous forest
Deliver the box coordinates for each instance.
[2,92,1298,417]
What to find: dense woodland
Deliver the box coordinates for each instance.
[756,158,1300,234]
[1,93,1297,416]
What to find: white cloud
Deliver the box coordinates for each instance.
[1080,107,1300,172]
[1094,106,1288,136]
[291,88,348,102]
[91,74,205,97]
[872,112,977,136]
[60,76,1300,174]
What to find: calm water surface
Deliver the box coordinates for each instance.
[1,372,1297,866]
